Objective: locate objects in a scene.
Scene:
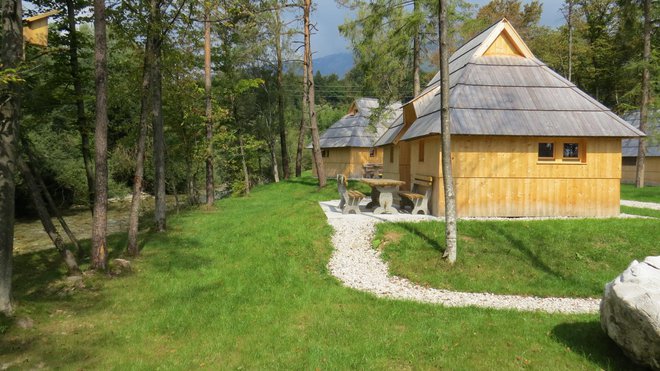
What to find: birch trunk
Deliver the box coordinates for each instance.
[438,0,457,263]
[152,20,167,232]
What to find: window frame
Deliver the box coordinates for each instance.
[537,140,586,164]
[369,148,376,158]
[418,140,425,162]
[321,149,330,158]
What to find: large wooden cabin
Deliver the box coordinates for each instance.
[375,19,644,217]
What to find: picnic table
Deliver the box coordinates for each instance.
[360,178,405,214]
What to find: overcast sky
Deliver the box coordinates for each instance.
[310,0,566,58]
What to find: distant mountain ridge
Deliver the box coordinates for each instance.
[313,52,354,78]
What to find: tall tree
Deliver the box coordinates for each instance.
[18,158,81,275]
[303,0,325,187]
[0,0,23,314]
[66,0,95,210]
[151,0,167,232]
[204,1,215,206]
[274,5,291,179]
[295,56,308,178]
[438,0,458,263]
[635,0,652,188]
[126,34,154,256]
[91,0,110,271]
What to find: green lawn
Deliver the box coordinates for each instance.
[620,205,660,218]
[620,183,660,203]
[0,177,646,369]
[377,218,659,298]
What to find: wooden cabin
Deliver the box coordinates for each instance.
[375,19,644,217]
[23,10,60,47]
[311,98,401,178]
[621,110,659,185]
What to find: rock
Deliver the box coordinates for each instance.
[111,258,132,275]
[600,256,660,370]
[16,317,33,329]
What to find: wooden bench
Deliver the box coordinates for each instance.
[398,175,433,215]
[337,174,365,214]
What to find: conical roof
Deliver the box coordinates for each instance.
[316,98,402,148]
[381,19,643,142]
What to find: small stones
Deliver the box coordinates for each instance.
[321,199,600,314]
[16,317,34,329]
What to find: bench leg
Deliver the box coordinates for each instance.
[411,198,429,215]
[342,197,363,214]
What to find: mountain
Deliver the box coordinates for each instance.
[313,52,354,78]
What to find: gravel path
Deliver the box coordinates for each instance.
[621,199,660,211]
[321,200,601,314]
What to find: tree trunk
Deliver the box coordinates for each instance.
[269,136,280,182]
[238,130,250,195]
[412,0,421,97]
[438,0,458,264]
[0,0,22,314]
[152,26,167,232]
[23,143,82,255]
[66,0,95,211]
[204,4,215,207]
[635,0,651,188]
[275,8,290,179]
[295,72,307,178]
[127,35,153,257]
[567,0,573,82]
[18,158,81,275]
[91,0,109,271]
[303,0,326,187]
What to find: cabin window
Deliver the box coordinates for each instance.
[418,140,425,162]
[538,143,554,160]
[622,157,636,166]
[563,143,580,160]
[369,148,376,157]
[537,141,586,163]
[321,149,329,158]
[389,147,394,163]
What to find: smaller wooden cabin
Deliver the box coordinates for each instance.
[621,110,660,185]
[312,98,401,178]
[375,19,644,217]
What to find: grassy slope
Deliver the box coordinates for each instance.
[378,218,659,298]
[620,183,660,203]
[0,177,643,369]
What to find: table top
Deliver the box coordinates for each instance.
[359,178,406,187]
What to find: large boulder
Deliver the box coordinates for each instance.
[600,256,660,370]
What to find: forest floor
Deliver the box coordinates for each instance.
[1,177,657,369]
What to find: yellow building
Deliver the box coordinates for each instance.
[375,19,643,217]
[312,98,401,178]
[621,110,659,185]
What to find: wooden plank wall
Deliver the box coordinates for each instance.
[313,147,382,178]
[407,136,622,217]
[621,157,660,185]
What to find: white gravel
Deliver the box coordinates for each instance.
[621,199,660,211]
[321,199,601,314]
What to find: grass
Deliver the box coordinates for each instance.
[620,205,660,218]
[377,218,659,298]
[620,183,660,202]
[0,176,647,369]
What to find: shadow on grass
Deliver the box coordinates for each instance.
[550,320,645,370]
[398,223,444,252]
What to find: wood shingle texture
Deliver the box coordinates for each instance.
[312,98,401,178]
[374,18,645,217]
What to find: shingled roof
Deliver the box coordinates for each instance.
[622,110,659,157]
[315,98,401,148]
[390,19,643,141]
